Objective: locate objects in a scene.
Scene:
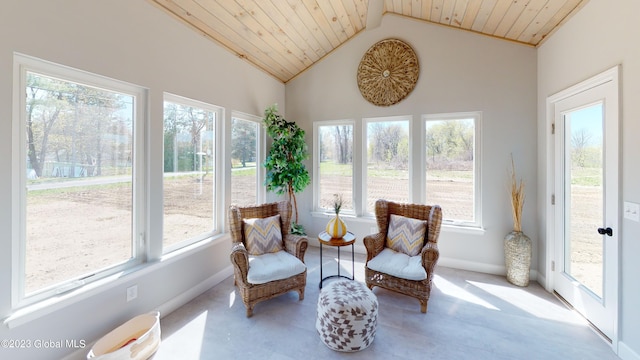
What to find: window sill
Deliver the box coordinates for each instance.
[441,223,486,235]
[311,211,485,235]
[3,233,228,329]
[311,211,375,222]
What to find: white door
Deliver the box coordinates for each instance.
[552,67,619,342]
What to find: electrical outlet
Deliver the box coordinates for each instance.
[126,285,138,302]
[624,201,640,222]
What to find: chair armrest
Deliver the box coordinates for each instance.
[284,234,308,262]
[364,233,386,262]
[230,243,249,282]
[421,241,439,280]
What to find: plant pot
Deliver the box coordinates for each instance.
[504,230,531,287]
[326,214,347,239]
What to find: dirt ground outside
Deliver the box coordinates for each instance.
[24,172,603,296]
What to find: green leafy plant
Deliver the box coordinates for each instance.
[263,104,310,234]
[332,193,343,215]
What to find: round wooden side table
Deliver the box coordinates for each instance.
[318,231,356,288]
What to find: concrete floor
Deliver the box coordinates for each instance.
[153,246,618,359]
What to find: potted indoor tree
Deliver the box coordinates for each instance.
[263,104,310,235]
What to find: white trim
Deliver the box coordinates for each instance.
[423,111,483,229]
[4,234,228,329]
[11,53,26,312]
[231,110,267,205]
[60,262,233,360]
[362,115,413,216]
[545,66,621,290]
[312,119,356,214]
[155,265,233,317]
[11,53,149,309]
[545,65,620,351]
[163,93,222,114]
[619,342,640,360]
[439,256,539,280]
[438,257,504,275]
[161,93,224,254]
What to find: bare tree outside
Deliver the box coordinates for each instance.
[24,71,134,294]
[425,118,475,222]
[366,120,410,212]
[571,127,602,170]
[163,100,215,250]
[567,105,604,296]
[230,118,258,206]
[318,125,353,211]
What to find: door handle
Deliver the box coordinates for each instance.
[597,227,613,236]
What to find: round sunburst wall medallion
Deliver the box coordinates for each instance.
[357,39,419,106]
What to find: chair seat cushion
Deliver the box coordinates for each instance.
[366,248,427,281]
[247,250,306,285]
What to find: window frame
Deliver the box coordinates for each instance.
[423,111,482,229]
[229,111,266,207]
[11,53,148,308]
[313,120,356,215]
[362,115,413,217]
[162,93,224,254]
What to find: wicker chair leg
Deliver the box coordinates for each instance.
[245,304,254,318]
[420,301,427,313]
[297,288,305,301]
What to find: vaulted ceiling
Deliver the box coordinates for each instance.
[150,0,587,82]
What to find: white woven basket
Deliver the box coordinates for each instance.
[87,311,160,360]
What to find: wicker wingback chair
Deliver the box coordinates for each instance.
[364,199,442,313]
[228,201,308,317]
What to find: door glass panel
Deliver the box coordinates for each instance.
[563,103,604,298]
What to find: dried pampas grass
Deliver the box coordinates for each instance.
[510,155,525,232]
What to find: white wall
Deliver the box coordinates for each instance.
[286,15,538,275]
[537,0,640,357]
[0,1,284,359]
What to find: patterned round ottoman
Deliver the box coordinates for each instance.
[316,280,378,352]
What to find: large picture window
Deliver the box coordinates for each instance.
[364,116,411,214]
[163,94,219,252]
[314,122,354,213]
[230,112,262,206]
[13,54,146,305]
[424,112,481,227]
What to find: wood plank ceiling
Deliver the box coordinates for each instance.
[150,0,587,82]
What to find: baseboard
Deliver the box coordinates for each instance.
[155,264,234,317]
[535,271,547,288]
[438,256,505,275]
[310,243,543,281]
[60,265,234,360]
[438,256,539,283]
[619,341,640,360]
[312,243,542,284]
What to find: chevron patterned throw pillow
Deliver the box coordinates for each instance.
[244,214,284,255]
[385,214,427,256]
